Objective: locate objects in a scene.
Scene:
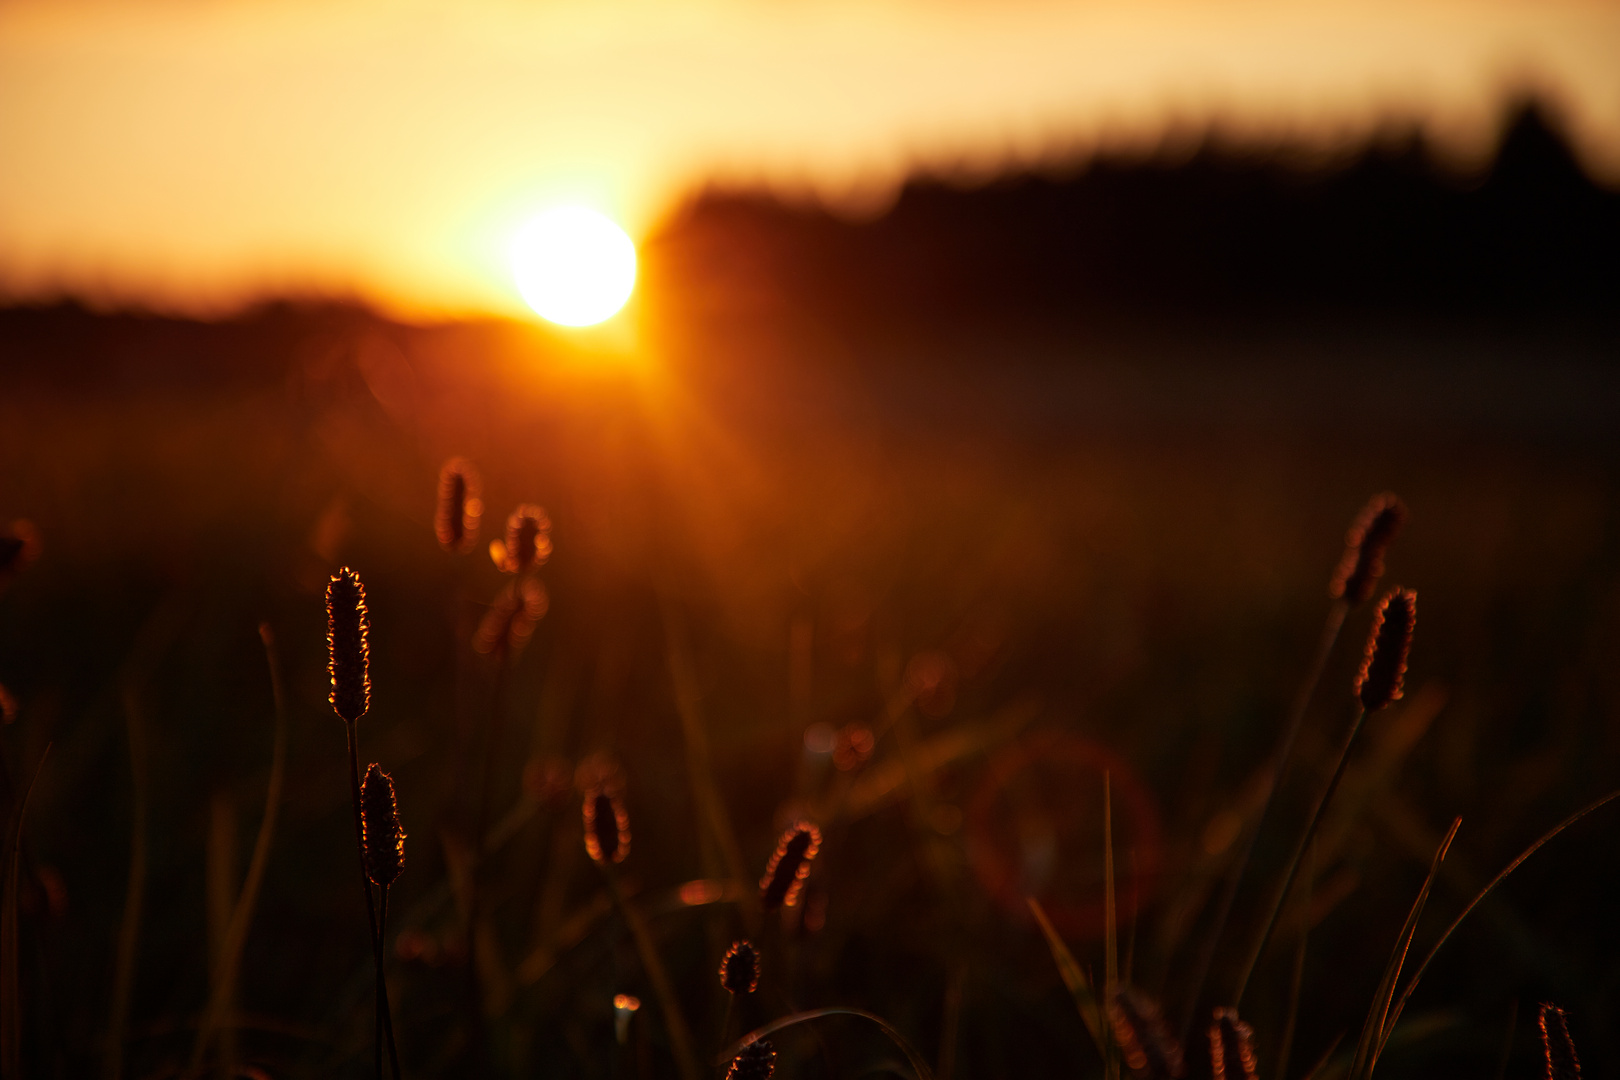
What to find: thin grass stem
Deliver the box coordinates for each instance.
[1233,705,1366,1008]
[345,721,398,1080]
[1180,600,1346,1038]
[1274,845,1313,1080]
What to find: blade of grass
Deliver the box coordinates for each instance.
[188,624,290,1077]
[1374,787,1620,1066]
[2,745,49,1080]
[1026,898,1105,1057]
[1348,816,1460,1080]
[717,1007,935,1080]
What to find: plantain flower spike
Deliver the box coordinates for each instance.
[1108,986,1185,1080]
[1330,493,1407,604]
[492,504,552,574]
[435,458,483,554]
[583,788,630,865]
[360,764,406,888]
[1540,1003,1581,1080]
[325,567,371,722]
[759,822,822,912]
[720,939,760,995]
[1356,587,1416,712]
[1208,1008,1257,1080]
[725,1039,776,1080]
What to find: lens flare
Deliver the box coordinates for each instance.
[510,206,637,327]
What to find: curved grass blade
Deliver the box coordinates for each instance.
[1374,788,1620,1066]
[1348,816,1459,1079]
[188,624,290,1076]
[1027,897,1106,1058]
[717,1006,935,1080]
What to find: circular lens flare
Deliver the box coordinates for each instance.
[511,206,636,327]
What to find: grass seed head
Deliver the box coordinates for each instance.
[1207,1008,1257,1080]
[1107,987,1185,1079]
[584,788,630,864]
[360,764,406,888]
[474,578,549,656]
[720,939,760,994]
[1540,1004,1581,1080]
[325,567,371,722]
[493,504,552,574]
[1331,493,1407,604]
[760,822,822,912]
[725,1039,775,1080]
[435,458,483,554]
[1356,587,1416,711]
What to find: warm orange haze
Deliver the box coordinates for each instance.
[2,0,1620,317]
[3,1,1620,1078]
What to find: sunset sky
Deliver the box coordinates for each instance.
[3,0,1617,319]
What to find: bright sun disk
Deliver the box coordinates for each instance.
[511,206,636,327]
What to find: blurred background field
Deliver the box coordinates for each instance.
[3,105,1620,1080]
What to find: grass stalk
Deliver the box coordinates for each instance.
[1274,845,1313,1080]
[345,720,400,1080]
[1179,599,1347,1037]
[1233,706,1367,1008]
[187,624,289,1078]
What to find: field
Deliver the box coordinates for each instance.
[2,113,1620,1079]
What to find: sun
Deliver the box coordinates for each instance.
[510,206,637,327]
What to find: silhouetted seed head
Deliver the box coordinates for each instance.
[474,578,550,656]
[360,764,406,888]
[435,458,483,554]
[1208,1008,1257,1080]
[0,684,16,726]
[1330,493,1407,604]
[720,939,760,994]
[1108,987,1185,1080]
[725,1039,776,1080]
[1356,588,1416,712]
[583,788,630,864]
[325,568,371,722]
[491,504,552,574]
[760,822,822,912]
[1540,1004,1581,1080]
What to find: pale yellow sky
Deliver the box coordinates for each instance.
[2,0,1617,318]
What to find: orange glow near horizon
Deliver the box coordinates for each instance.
[2,0,1619,319]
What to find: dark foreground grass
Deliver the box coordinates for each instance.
[2,302,1620,1079]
